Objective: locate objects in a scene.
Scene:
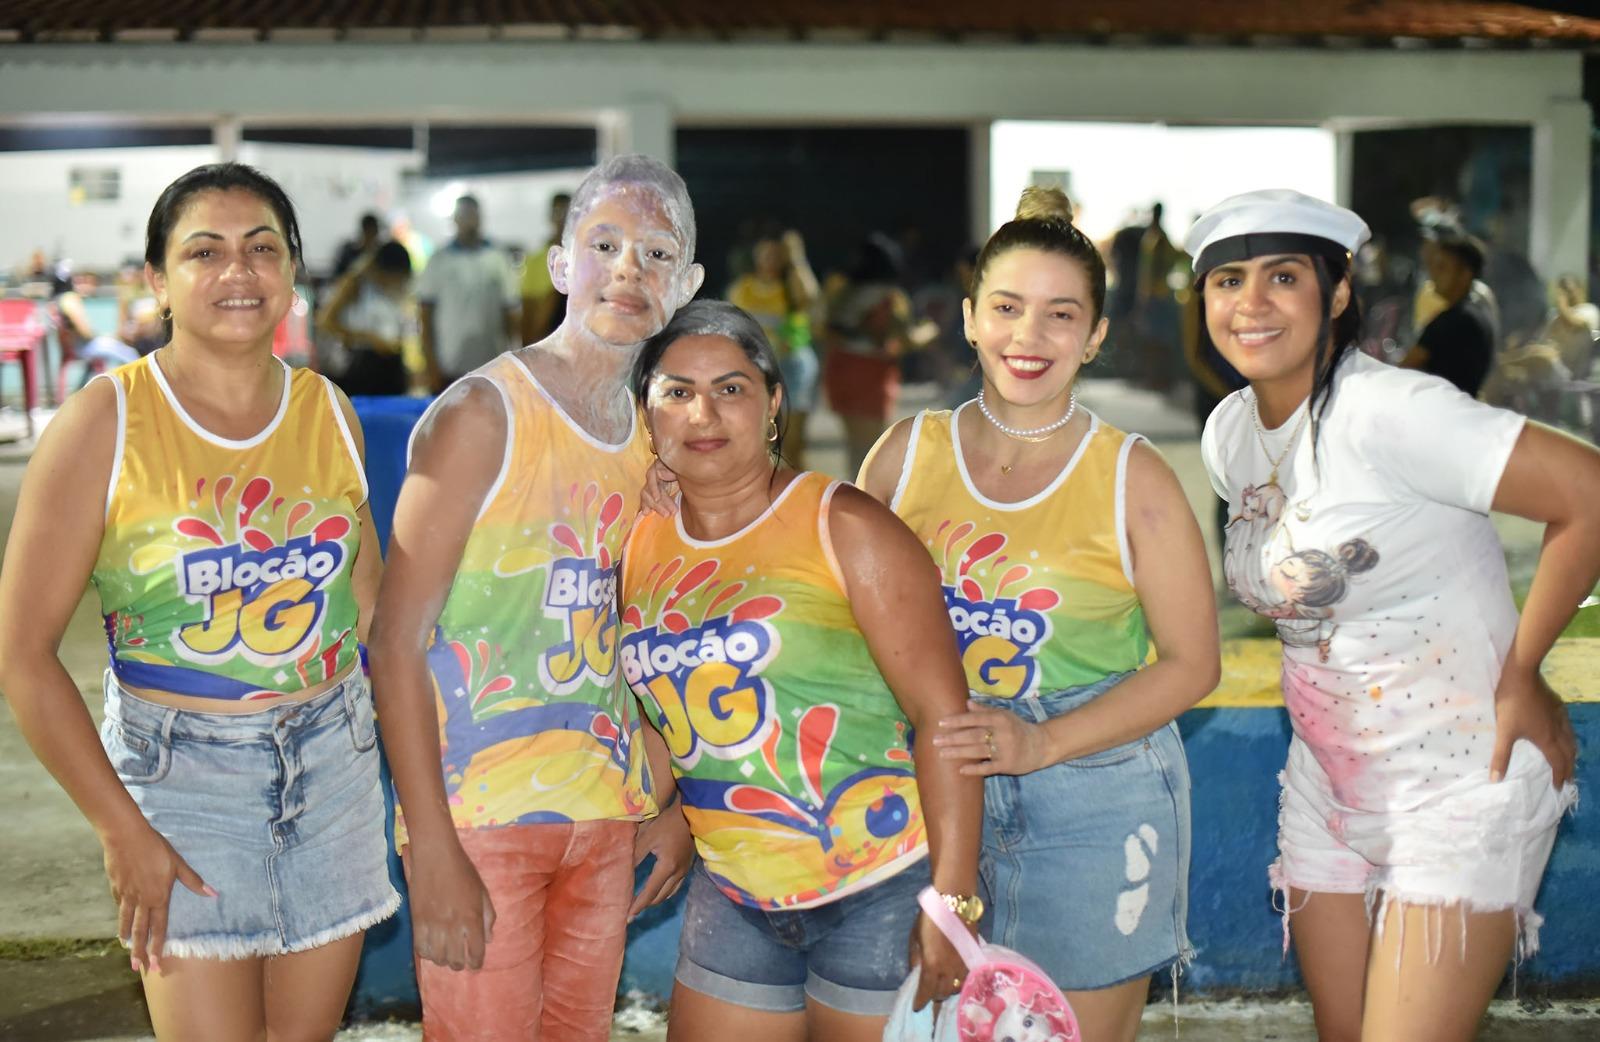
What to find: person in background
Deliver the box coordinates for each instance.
[1403,229,1498,397]
[1483,275,1600,420]
[726,229,821,467]
[318,240,415,397]
[333,212,385,279]
[0,161,395,1041]
[520,191,573,345]
[823,233,937,475]
[417,195,520,392]
[50,266,140,387]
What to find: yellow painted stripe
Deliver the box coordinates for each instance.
[1196,638,1600,709]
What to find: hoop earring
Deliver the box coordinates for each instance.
[161,307,172,321]
[645,429,657,456]
[766,418,779,443]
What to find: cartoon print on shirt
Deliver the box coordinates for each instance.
[1224,481,1380,662]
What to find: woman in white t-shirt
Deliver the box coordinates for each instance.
[1191,190,1596,1042]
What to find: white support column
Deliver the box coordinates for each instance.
[1530,97,1592,283]
[598,96,675,165]
[969,120,992,247]
[213,115,241,161]
[1333,128,1355,209]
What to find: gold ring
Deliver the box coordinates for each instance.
[952,976,963,990]
[984,729,996,754]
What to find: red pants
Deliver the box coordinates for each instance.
[417,820,637,1042]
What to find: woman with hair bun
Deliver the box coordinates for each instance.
[860,186,1220,1042]
[1191,189,1596,1041]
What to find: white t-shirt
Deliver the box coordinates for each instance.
[417,241,519,375]
[340,283,406,346]
[1201,350,1526,812]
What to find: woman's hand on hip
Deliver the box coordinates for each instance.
[933,701,1051,776]
[100,819,215,974]
[1491,668,1576,789]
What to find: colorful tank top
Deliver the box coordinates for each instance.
[91,355,366,700]
[405,353,657,843]
[619,472,926,910]
[890,406,1151,700]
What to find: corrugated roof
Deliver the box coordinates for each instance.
[2,1,1598,45]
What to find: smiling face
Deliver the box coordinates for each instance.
[553,184,702,349]
[962,247,1107,410]
[147,188,294,349]
[643,334,780,484]
[1202,254,1349,391]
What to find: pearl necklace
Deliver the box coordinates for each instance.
[977,388,1077,441]
[1250,394,1310,486]
[977,388,1078,474]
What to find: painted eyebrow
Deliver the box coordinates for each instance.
[986,289,1084,306]
[180,226,279,244]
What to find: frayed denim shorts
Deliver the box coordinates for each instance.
[100,669,400,959]
[975,671,1193,991]
[676,855,932,1016]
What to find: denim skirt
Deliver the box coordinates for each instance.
[100,669,400,959]
[976,670,1193,990]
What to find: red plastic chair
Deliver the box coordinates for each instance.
[0,298,43,440]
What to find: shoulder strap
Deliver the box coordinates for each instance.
[917,886,985,970]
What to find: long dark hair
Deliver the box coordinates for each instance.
[633,300,790,461]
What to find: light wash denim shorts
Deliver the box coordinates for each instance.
[100,669,400,959]
[975,671,1193,991]
[676,855,931,1016]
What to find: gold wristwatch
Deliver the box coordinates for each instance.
[940,891,985,925]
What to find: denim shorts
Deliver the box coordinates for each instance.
[100,669,400,959]
[976,671,1193,991]
[676,855,931,1016]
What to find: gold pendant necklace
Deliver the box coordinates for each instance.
[1252,396,1310,485]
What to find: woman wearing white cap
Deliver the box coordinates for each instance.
[1191,188,1595,1041]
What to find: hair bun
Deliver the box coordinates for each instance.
[1015,185,1075,224]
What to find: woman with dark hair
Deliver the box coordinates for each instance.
[620,299,982,1041]
[0,162,396,1039]
[1192,189,1596,1041]
[859,187,1219,1042]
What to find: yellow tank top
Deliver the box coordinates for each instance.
[890,406,1151,699]
[619,473,925,909]
[403,353,658,843]
[90,355,366,700]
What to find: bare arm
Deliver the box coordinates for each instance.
[828,485,981,1010]
[0,381,211,970]
[1484,422,1600,786]
[367,380,505,968]
[855,415,915,496]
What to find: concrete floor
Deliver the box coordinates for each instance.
[0,383,1588,1041]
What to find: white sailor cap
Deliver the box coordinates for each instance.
[1184,189,1371,277]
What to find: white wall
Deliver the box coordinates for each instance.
[236,142,421,273]
[0,145,216,271]
[990,122,1337,245]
